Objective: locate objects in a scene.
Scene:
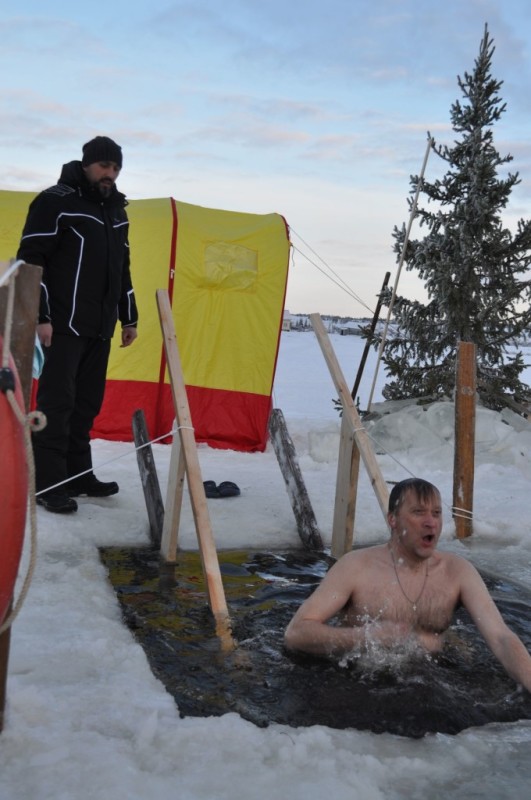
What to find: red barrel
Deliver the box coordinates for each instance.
[0,336,28,626]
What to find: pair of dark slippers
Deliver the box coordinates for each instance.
[203,480,241,499]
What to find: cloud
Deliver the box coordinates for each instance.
[2,0,531,315]
[0,15,106,58]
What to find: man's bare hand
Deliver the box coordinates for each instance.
[121,326,138,348]
[37,322,53,347]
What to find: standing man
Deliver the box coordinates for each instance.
[18,136,138,513]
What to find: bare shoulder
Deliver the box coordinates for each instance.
[433,550,482,582]
[304,544,387,611]
[333,544,387,571]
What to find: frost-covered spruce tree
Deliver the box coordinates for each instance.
[381,25,531,411]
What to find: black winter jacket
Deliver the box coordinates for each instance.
[17,160,138,339]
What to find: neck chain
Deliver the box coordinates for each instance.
[388,544,429,612]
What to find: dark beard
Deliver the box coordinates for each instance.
[96,181,113,198]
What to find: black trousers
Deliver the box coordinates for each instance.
[33,334,111,493]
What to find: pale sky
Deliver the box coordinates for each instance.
[2,0,531,315]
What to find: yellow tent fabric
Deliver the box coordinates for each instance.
[0,191,290,452]
[0,190,36,264]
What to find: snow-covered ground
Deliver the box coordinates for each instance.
[2,331,531,799]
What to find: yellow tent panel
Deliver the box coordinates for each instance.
[0,191,290,452]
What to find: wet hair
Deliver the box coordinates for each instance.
[388,477,440,514]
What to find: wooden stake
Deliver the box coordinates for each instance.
[132,409,164,548]
[155,289,232,640]
[331,414,361,558]
[268,408,323,551]
[0,261,42,408]
[160,432,186,562]
[453,341,476,539]
[310,313,389,521]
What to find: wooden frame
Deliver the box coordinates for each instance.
[453,341,476,538]
[155,289,233,645]
[268,408,323,551]
[310,313,389,556]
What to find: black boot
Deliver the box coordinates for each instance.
[68,474,119,497]
[36,492,78,514]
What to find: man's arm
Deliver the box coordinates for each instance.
[458,559,531,692]
[117,238,138,331]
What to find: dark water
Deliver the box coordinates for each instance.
[99,546,531,739]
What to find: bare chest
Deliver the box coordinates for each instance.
[343,564,458,633]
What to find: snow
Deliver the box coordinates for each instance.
[2,331,531,799]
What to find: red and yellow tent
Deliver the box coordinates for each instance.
[0,192,290,452]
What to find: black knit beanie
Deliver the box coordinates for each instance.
[81,136,123,168]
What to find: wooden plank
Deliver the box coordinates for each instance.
[453,341,476,539]
[160,432,186,562]
[268,408,323,551]
[0,262,42,408]
[155,289,231,635]
[331,414,361,558]
[310,313,389,519]
[132,409,164,548]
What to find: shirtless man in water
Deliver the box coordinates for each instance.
[284,477,531,693]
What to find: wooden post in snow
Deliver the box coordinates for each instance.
[155,289,233,647]
[160,431,186,563]
[0,262,42,408]
[331,414,361,558]
[268,408,323,551]
[310,313,389,554]
[453,341,476,539]
[132,409,165,548]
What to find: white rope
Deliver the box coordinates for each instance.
[0,259,24,288]
[351,422,478,523]
[354,425,417,481]
[34,425,194,497]
[451,506,474,520]
[289,235,375,316]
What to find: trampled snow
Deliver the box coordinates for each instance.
[2,331,531,799]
